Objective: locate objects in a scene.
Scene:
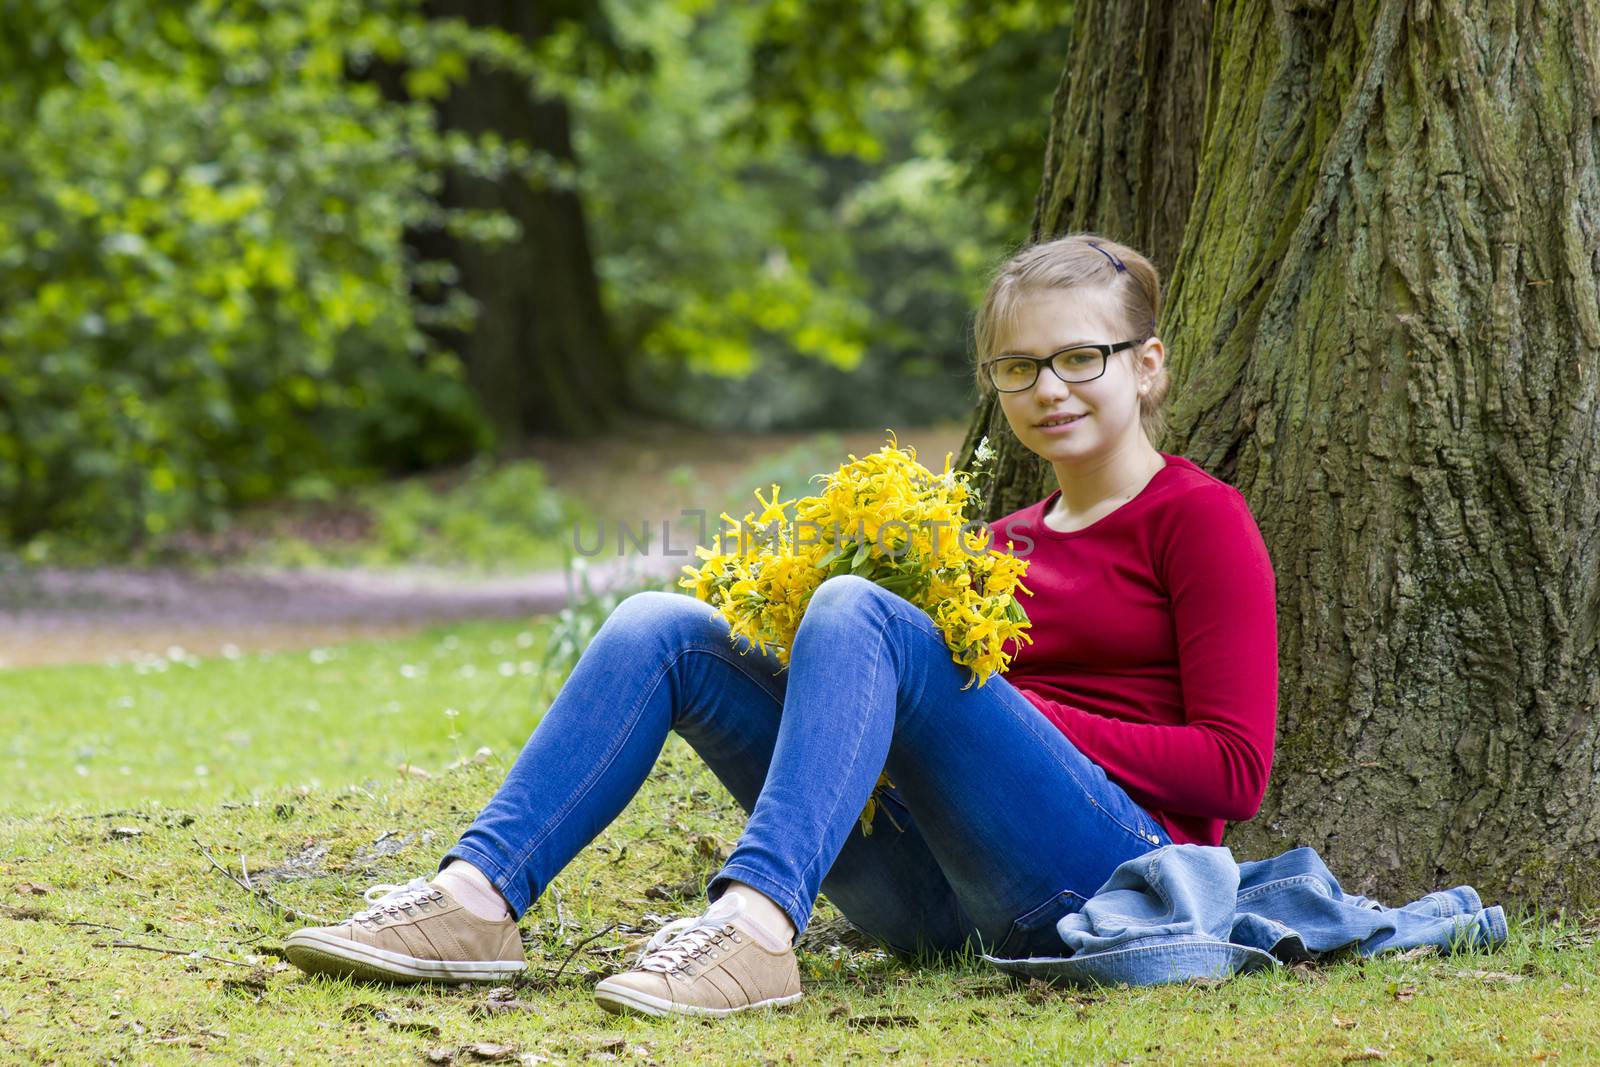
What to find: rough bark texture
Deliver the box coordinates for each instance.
[972,0,1600,906]
[422,0,627,439]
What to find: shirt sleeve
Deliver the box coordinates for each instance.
[1030,486,1279,821]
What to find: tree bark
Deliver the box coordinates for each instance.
[972,0,1600,907]
[422,0,628,440]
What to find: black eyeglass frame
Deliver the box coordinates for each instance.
[983,338,1147,393]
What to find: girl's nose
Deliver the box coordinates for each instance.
[1032,366,1074,403]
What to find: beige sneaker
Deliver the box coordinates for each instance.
[593,894,803,1018]
[284,878,525,983]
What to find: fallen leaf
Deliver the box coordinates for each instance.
[465,1043,517,1062]
[1341,1050,1386,1062]
[1331,1014,1358,1030]
[1389,945,1439,961]
[470,997,539,1018]
[398,763,433,779]
[13,882,51,896]
[110,827,143,839]
[1388,983,1417,1002]
[1455,970,1524,984]
[425,1049,457,1066]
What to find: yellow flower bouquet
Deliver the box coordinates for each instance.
[679,432,1033,834]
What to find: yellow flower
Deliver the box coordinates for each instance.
[679,432,1034,830]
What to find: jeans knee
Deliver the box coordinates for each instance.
[600,590,717,650]
[806,574,886,618]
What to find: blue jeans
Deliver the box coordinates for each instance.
[444,576,1170,961]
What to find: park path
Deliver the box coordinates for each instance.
[0,554,681,669]
[0,420,969,670]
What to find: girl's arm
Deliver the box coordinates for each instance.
[1031,486,1279,821]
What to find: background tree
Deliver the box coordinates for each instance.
[964,0,1600,906]
[576,0,1071,434]
[409,0,631,439]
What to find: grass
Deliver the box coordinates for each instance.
[2,619,1597,1064]
[2,621,563,810]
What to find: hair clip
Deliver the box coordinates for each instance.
[1086,241,1127,273]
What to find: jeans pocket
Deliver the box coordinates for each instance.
[991,889,1086,960]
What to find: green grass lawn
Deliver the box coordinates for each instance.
[2,620,1596,1064]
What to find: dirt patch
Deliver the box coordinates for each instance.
[0,556,676,670]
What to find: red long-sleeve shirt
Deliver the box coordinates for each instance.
[986,453,1279,846]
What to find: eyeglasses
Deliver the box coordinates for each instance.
[984,339,1145,393]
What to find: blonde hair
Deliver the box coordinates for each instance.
[973,232,1171,445]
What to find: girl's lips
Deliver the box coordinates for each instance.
[1036,414,1086,434]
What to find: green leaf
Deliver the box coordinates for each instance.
[851,537,873,568]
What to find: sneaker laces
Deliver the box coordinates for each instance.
[636,915,699,961]
[348,877,445,927]
[633,914,743,977]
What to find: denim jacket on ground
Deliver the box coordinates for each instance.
[982,845,1507,987]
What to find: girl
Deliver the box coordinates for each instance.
[284,233,1280,1019]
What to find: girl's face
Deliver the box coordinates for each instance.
[991,285,1156,464]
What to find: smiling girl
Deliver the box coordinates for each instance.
[283,232,1279,1020]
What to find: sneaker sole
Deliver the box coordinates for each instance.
[284,929,525,984]
[592,980,803,1019]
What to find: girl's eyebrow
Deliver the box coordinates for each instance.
[996,339,1098,357]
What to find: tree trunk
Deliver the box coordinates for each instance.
[970,0,1600,907]
[422,0,628,440]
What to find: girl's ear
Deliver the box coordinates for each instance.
[1136,336,1165,388]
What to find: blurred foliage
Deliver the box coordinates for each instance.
[0,0,531,552]
[573,0,1069,431]
[743,0,1067,219]
[0,0,1068,552]
[243,457,584,573]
